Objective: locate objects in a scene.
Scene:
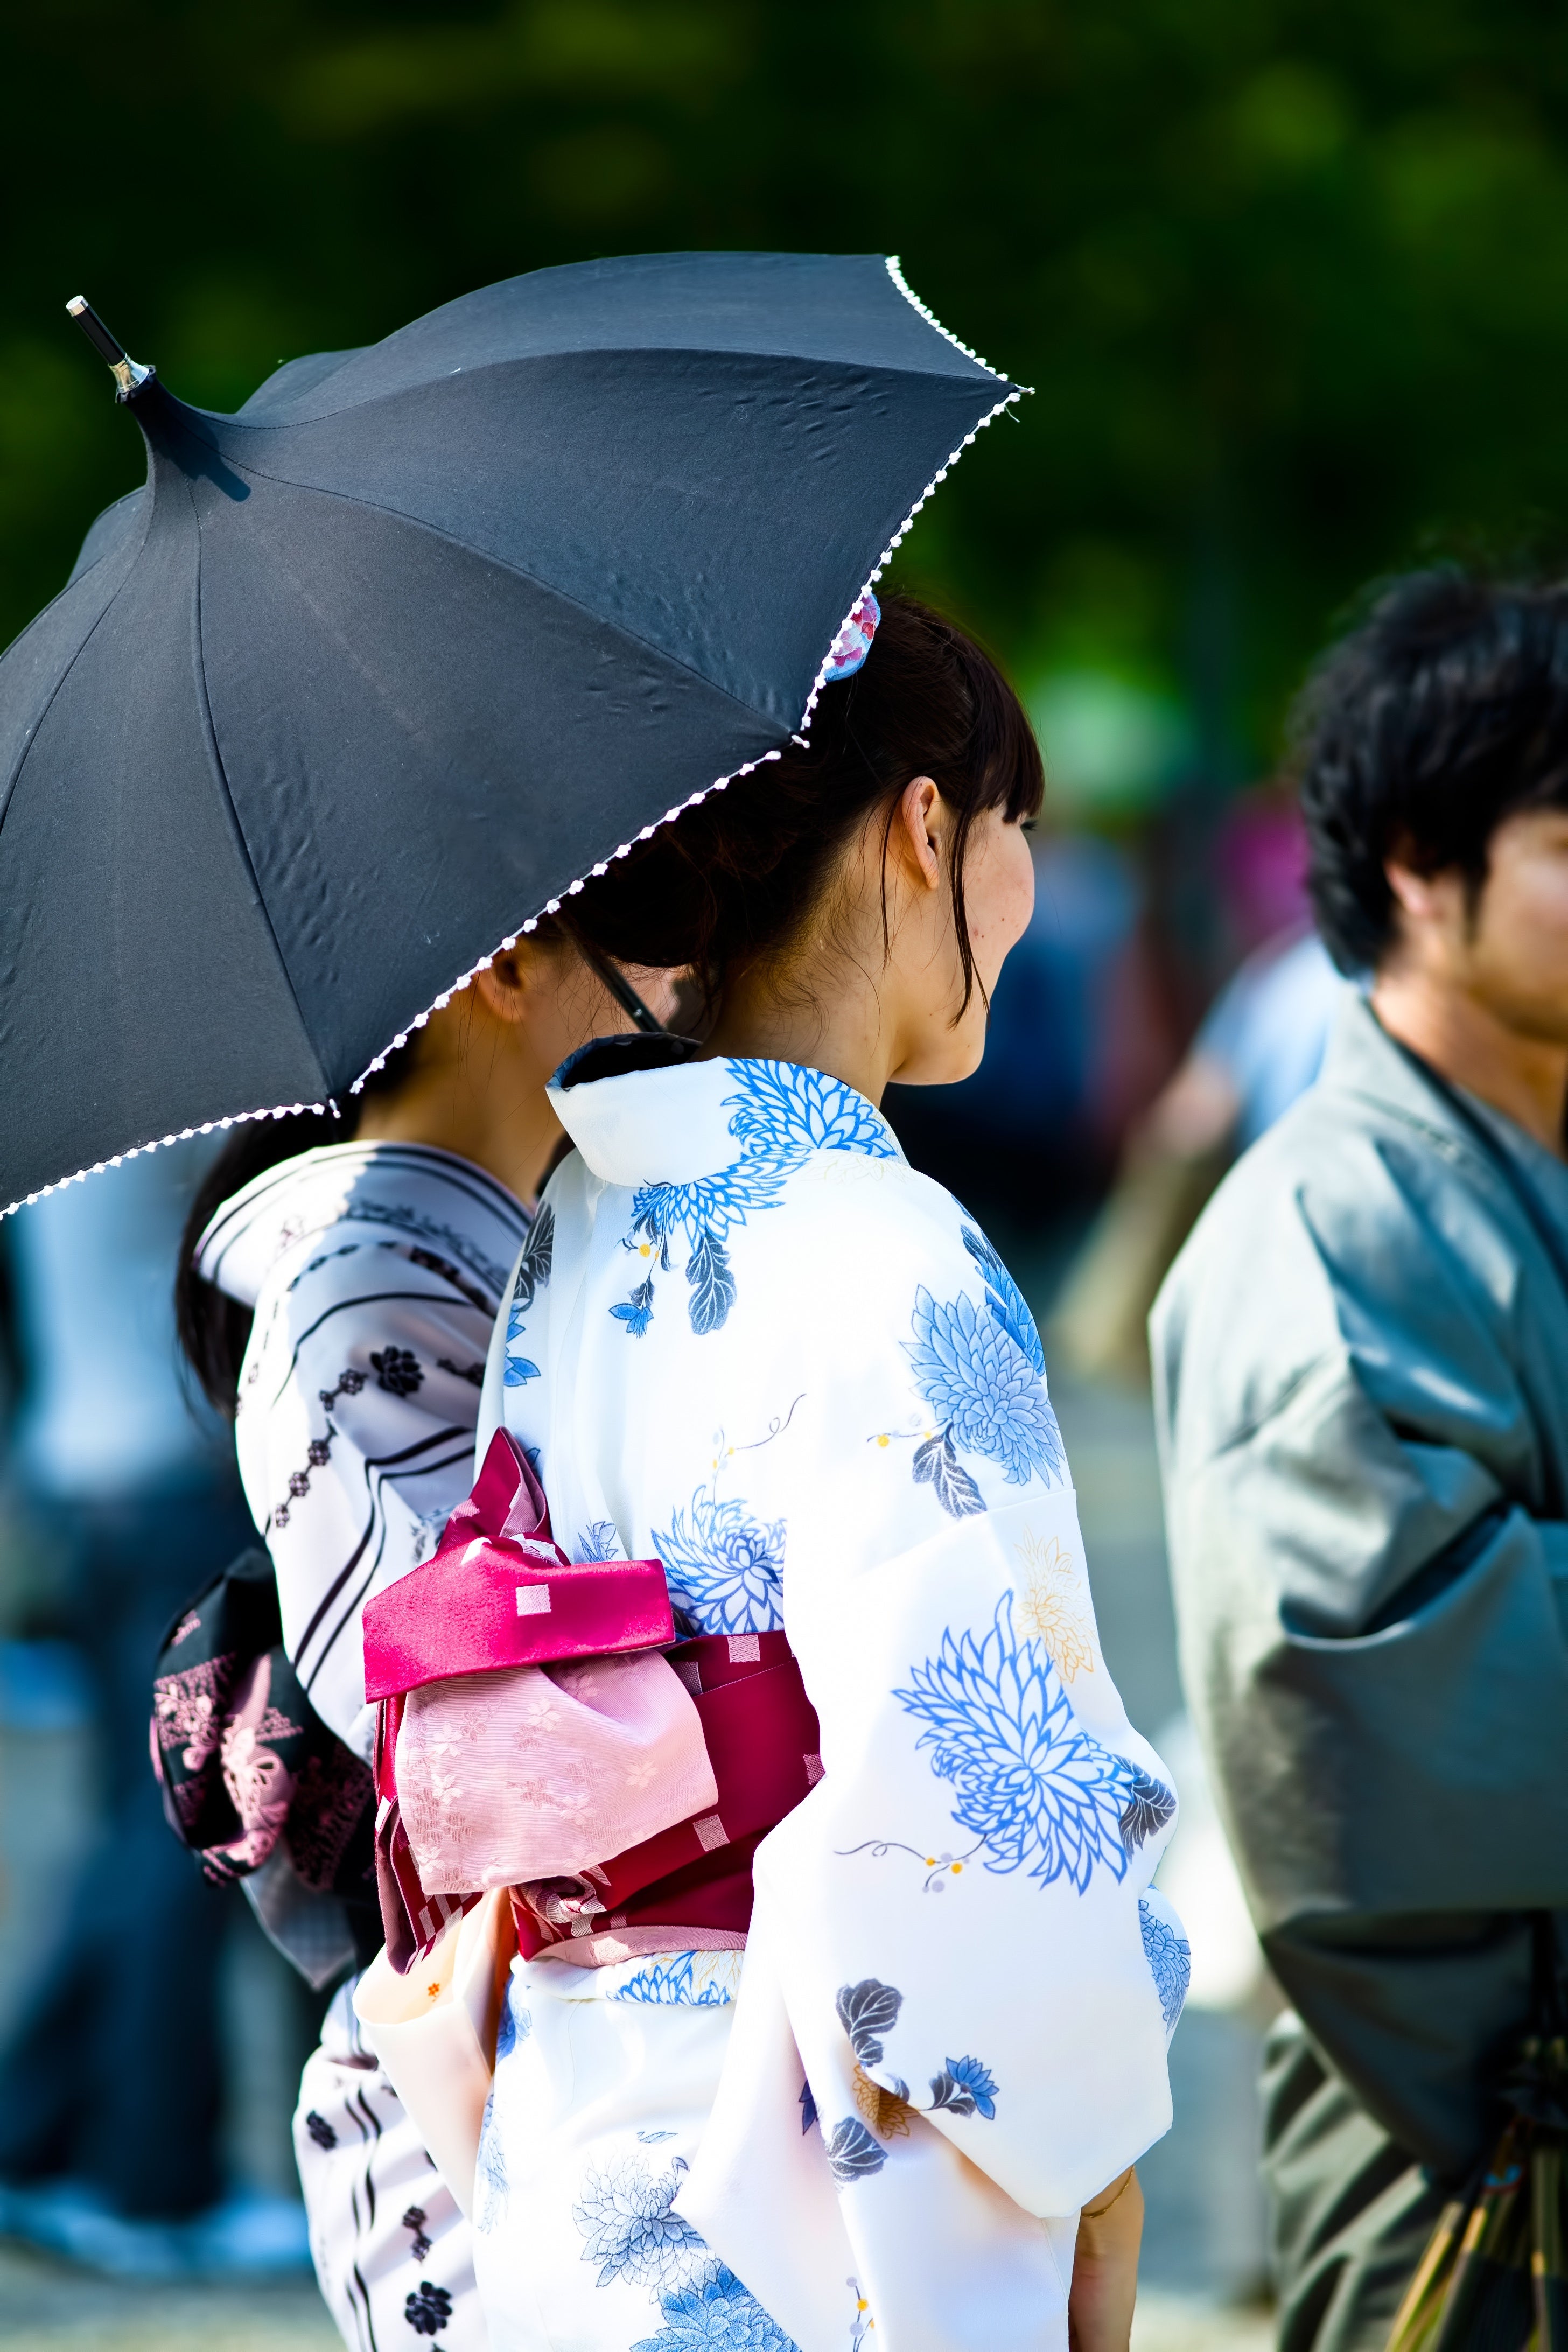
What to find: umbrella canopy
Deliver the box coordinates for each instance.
[0,251,1020,1211]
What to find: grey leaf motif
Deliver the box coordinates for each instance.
[835,1978,904,2067]
[685,1223,736,1336]
[513,1203,555,1312]
[1119,1770,1177,1852]
[825,2117,886,2183]
[912,1427,985,1520]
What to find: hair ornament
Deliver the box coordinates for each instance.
[822,591,882,683]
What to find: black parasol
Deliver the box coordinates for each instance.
[0,253,1019,1209]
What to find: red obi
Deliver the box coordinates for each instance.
[363,1430,820,1972]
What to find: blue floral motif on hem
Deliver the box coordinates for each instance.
[928,2055,999,2120]
[894,1593,1130,1891]
[573,1520,625,1565]
[1140,1898,1192,2031]
[494,1985,531,2061]
[573,2153,704,2290]
[612,1061,896,1340]
[607,1952,733,2007]
[631,2262,797,2349]
[653,1483,785,1635]
[475,2090,508,2234]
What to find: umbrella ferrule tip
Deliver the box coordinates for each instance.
[66,295,154,399]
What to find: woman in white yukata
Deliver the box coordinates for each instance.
[176,936,673,2352]
[471,596,1188,2352]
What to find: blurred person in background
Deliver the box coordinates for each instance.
[0,1139,260,2270]
[1052,792,1345,1387]
[1151,570,1568,2350]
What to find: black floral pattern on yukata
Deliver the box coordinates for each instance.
[304,2110,336,2150]
[272,1368,365,1529]
[402,2206,432,2263]
[372,1345,424,1397]
[405,2280,452,2335]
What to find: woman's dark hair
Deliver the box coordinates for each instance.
[1294,566,1568,974]
[565,592,1043,1013]
[177,598,1038,1410]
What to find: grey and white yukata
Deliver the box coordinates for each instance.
[200,1139,530,2352]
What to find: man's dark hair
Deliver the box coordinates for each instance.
[1293,566,1568,973]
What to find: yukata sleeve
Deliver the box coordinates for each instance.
[234,1240,501,1760]
[725,1189,1181,2228]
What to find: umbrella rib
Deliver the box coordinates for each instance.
[190,504,332,1101]
[0,493,156,837]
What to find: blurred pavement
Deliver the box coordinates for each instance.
[0,2247,1271,2349]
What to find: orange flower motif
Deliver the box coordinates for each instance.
[1016,1530,1096,1681]
[852,2064,913,2141]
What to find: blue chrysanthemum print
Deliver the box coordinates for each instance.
[609,1952,733,2007]
[475,2090,509,2233]
[894,1594,1129,1891]
[573,1520,625,1565]
[724,1060,897,1162]
[631,2262,796,2350]
[906,1285,1065,1496]
[1139,1898,1192,2031]
[653,1485,785,1634]
[611,1060,895,1340]
[573,2154,704,2290]
[494,1985,530,2061]
[962,1224,1046,1378]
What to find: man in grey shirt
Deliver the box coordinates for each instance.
[1151,569,1568,2350]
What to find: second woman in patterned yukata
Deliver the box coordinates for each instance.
[472,596,1187,2352]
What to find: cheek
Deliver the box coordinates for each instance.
[971,825,1034,954]
[1485,865,1568,970]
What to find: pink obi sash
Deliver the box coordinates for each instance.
[363,1432,821,1973]
[512,1628,823,1962]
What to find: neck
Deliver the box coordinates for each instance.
[353,1023,561,1206]
[1371,968,1568,1158]
[702,951,899,1105]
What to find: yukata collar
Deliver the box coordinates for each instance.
[548,1035,904,1189]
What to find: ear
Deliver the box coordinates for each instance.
[892,776,944,893]
[473,943,543,1026]
[1384,857,1448,925]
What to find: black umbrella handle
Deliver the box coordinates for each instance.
[66,296,155,401]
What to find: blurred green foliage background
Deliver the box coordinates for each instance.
[5,0,1568,792]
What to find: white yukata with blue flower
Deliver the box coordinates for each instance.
[473,1044,1187,2352]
